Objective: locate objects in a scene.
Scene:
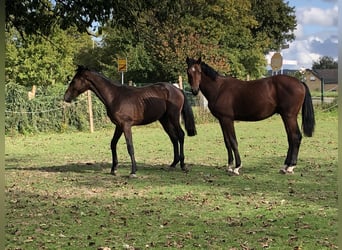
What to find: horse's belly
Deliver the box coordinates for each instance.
[138,103,167,125]
[234,104,276,121]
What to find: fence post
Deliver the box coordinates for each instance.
[321,77,324,105]
[87,90,94,133]
[178,75,183,90]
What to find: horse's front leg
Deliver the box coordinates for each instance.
[110,126,123,175]
[220,119,241,175]
[219,120,234,169]
[123,125,137,178]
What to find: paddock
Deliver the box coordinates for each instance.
[5,110,338,249]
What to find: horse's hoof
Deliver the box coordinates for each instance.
[279,166,295,174]
[181,167,189,173]
[286,166,295,174]
[110,170,117,176]
[129,173,137,178]
[279,168,287,174]
[227,168,240,176]
[227,165,234,172]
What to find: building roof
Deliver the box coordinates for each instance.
[310,69,338,84]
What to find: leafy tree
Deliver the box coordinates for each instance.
[250,0,296,52]
[5,0,182,37]
[6,27,92,88]
[136,0,269,79]
[6,0,297,81]
[312,56,338,70]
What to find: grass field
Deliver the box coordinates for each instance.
[5,110,338,249]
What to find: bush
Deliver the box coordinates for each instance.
[5,83,110,135]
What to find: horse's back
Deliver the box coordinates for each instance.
[113,83,183,125]
[215,74,306,121]
[242,74,305,101]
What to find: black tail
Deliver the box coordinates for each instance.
[181,92,197,136]
[301,82,315,137]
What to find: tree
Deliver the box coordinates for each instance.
[6,27,92,87]
[5,0,181,37]
[136,0,271,79]
[250,0,296,52]
[312,56,338,70]
[76,26,158,83]
[6,0,297,81]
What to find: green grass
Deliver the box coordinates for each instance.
[5,110,337,249]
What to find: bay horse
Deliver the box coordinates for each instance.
[64,65,197,177]
[186,57,315,175]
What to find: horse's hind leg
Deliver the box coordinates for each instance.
[280,116,302,174]
[174,123,186,171]
[170,115,186,171]
[110,126,123,175]
[122,124,138,177]
[159,118,185,171]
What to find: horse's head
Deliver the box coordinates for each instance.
[186,57,202,95]
[64,65,91,102]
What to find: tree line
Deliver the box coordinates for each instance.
[5,0,297,133]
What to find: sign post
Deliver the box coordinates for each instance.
[270,52,283,75]
[118,58,127,85]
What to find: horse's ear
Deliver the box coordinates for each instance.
[76,65,88,72]
[186,57,190,65]
[197,57,202,64]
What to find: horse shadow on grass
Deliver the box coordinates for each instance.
[5,158,187,176]
[6,154,329,187]
[5,155,336,208]
[6,153,330,180]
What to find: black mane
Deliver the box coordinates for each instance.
[200,61,220,81]
[75,65,120,85]
[76,65,90,73]
[187,58,220,81]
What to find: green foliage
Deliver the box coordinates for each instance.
[6,0,298,131]
[6,0,148,36]
[312,56,338,70]
[251,0,296,52]
[6,27,91,87]
[6,0,57,37]
[5,82,110,135]
[83,0,296,80]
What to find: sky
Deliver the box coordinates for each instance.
[266,0,338,70]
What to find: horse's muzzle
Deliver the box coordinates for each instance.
[191,88,199,96]
[64,92,72,103]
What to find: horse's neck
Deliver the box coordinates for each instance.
[88,74,119,106]
[200,74,221,103]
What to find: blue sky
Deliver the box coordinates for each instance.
[267,0,338,70]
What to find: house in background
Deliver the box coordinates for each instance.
[267,68,338,93]
[303,69,338,92]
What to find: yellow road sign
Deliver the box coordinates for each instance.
[118,58,127,72]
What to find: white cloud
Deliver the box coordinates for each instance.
[297,5,338,27]
[279,35,337,69]
[294,23,304,40]
[271,2,339,70]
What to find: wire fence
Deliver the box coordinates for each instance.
[5,82,338,135]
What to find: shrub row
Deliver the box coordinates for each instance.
[5,83,109,135]
[7,83,336,135]
[5,83,214,135]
